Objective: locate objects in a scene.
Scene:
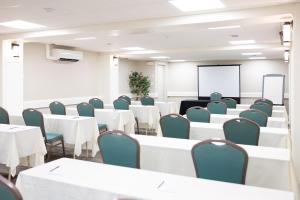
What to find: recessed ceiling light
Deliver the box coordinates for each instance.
[169,0,225,12]
[208,25,240,30]
[248,56,267,60]
[0,20,45,29]
[122,47,145,51]
[126,50,159,55]
[170,60,186,62]
[74,37,96,41]
[241,52,262,56]
[229,40,256,45]
[150,56,170,59]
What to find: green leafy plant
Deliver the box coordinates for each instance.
[129,71,151,99]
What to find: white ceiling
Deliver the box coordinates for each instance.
[0,0,298,61]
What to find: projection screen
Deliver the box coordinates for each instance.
[197,65,240,98]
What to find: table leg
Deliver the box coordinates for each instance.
[8,168,11,181]
[86,142,88,158]
[27,156,30,167]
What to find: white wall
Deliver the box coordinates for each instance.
[23,43,110,106]
[167,60,289,104]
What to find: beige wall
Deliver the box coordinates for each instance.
[23,43,108,102]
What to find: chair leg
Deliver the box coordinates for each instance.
[61,139,66,157]
[27,156,30,167]
[135,118,140,134]
[47,145,51,162]
[86,142,88,158]
[8,168,11,181]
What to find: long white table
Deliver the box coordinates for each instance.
[130,134,291,191]
[10,114,99,157]
[227,108,285,118]
[66,108,136,134]
[210,114,288,128]
[16,158,294,200]
[189,122,289,148]
[0,124,47,177]
[237,104,286,111]
[105,104,161,132]
[132,101,179,116]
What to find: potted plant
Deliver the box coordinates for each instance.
[129,71,151,100]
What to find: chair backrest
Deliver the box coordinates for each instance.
[222,98,237,109]
[89,98,104,109]
[113,99,129,110]
[22,108,46,139]
[49,101,66,115]
[0,107,9,124]
[77,102,95,117]
[118,95,131,105]
[160,114,190,139]
[0,175,23,200]
[210,92,222,101]
[191,139,248,184]
[207,101,227,114]
[140,96,155,106]
[239,109,268,127]
[254,98,273,106]
[250,102,272,117]
[223,118,260,146]
[186,106,210,123]
[98,131,140,168]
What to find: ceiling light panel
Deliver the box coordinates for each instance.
[169,0,225,12]
[248,56,267,60]
[122,47,145,51]
[208,25,240,30]
[0,20,45,29]
[229,40,256,45]
[241,52,262,56]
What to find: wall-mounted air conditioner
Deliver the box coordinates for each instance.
[46,44,83,62]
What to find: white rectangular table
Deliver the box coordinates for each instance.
[227,108,285,118]
[211,114,288,128]
[189,122,289,148]
[66,108,136,134]
[105,104,161,132]
[130,135,291,191]
[0,124,47,177]
[132,101,179,116]
[10,114,99,157]
[16,158,294,200]
[237,104,286,111]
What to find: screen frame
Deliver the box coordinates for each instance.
[197,64,241,100]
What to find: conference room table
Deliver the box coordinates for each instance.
[131,100,179,116]
[237,104,286,111]
[16,158,294,200]
[130,135,291,191]
[66,108,136,134]
[0,124,47,178]
[104,104,161,132]
[9,114,99,157]
[227,108,285,118]
[188,122,288,148]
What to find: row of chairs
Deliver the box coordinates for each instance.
[98,131,248,184]
[161,114,260,146]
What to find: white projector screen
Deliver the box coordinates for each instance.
[197,65,240,97]
[262,74,285,105]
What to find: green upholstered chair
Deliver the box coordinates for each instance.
[207,101,227,114]
[77,102,107,131]
[89,98,104,109]
[141,96,155,106]
[191,139,248,184]
[160,114,190,139]
[210,92,222,102]
[118,95,131,105]
[49,101,66,115]
[239,109,268,127]
[113,99,130,110]
[254,98,273,106]
[186,107,210,123]
[0,107,9,124]
[22,108,65,160]
[0,175,23,200]
[250,102,273,117]
[222,98,237,109]
[223,118,260,146]
[98,130,140,168]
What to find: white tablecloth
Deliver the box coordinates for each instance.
[237,104,286,111]
[10,114,99,157]
[132,101,179,116]
[189,122,289,148]
[0,124,47,176]
[66,108,135,134]
[105,104,161,132]
[210,114,288,128]
[227,108,285,118]
[16,158,293,200]
[130,135,291,191]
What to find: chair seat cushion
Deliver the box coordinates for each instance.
[46,132,63,143]
[98,124,107,130]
